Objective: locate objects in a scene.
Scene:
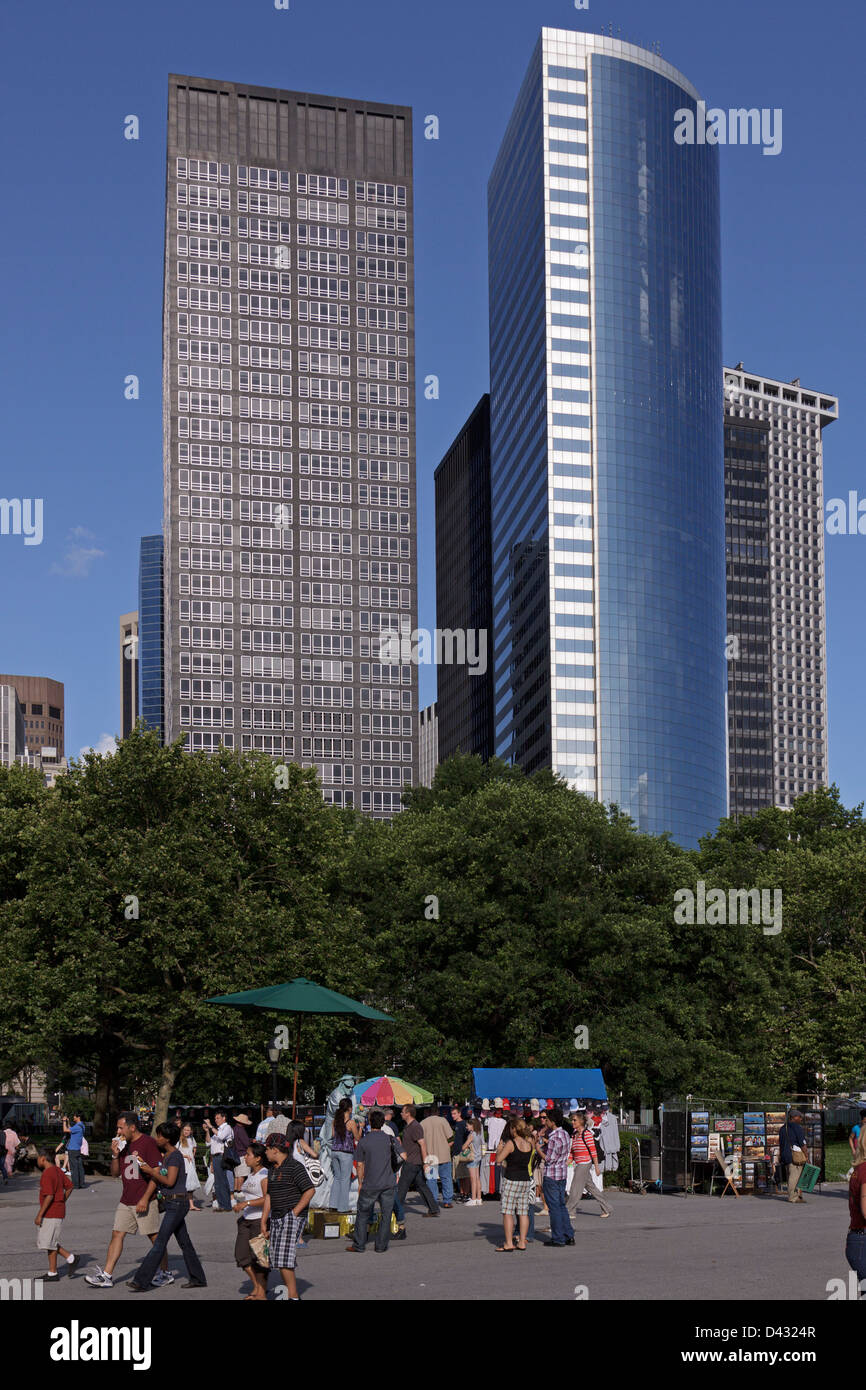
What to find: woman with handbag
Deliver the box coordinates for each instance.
[234,1141,270,1299]
[779,1110,809,1204]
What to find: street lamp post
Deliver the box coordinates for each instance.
[266,1038,280,1112]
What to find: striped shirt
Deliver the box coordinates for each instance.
[571,1129,597,1164]
[542,1127,571,1181]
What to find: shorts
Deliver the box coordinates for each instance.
[235,1215,268,1270]
[500,1177,531,1216]
[466,1160,481,1170]
[37,1217,65,1251]
[113,1201,161,1237]
[268,1212,303,1270]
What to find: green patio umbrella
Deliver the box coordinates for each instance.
[205,977,394,1118]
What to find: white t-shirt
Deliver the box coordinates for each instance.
[486,1117,507,1151]
[239,1167,267,1221]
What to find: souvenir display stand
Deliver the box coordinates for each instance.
[681,1102,825,1195]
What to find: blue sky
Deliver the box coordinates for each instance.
[0,0,863,807]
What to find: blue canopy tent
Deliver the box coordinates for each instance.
[471,1068,607,1104]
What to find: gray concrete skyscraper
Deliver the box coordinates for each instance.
[488,30,727,848]
[723,366,836,816]
[163,75,417,814]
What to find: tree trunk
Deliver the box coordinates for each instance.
[93,1043,120,1139]
[152,1053,178,1128]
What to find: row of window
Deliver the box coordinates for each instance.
[178,446,408,478]
[175,160,407,204]
[176,317,409,358]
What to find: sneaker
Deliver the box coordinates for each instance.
[84,1270,113,1288]
[66,1254,80,1270]
[151,1269,176,1287]
[35,1272,60,1282]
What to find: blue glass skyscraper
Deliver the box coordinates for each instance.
[488,30,728,847]
[138,535,164,739]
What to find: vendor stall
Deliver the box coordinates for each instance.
[668,1100,826,1195]
[471,1068,607,1110]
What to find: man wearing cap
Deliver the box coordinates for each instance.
[260,1134,314,1300]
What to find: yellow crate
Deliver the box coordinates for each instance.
[305,1209,398,1239]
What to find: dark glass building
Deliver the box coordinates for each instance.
[139,535,165,739]
[434,395,494,764]
[488,30,728,846]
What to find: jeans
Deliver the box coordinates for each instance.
[132,1200,206,1288]
[212,1154,232,1210]
[542,1176,574,1244]
[352,1185,396,1252]
[427,1161,454,1204]
[396,1161,439,1215]
[846,1232,866,1294]
[566,1162,611,1217]
[330,1150,354,1211]
[67,1150,86,1189]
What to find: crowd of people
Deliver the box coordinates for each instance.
[14,1100,866,1300]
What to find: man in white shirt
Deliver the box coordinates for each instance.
[202,1110,234,1212]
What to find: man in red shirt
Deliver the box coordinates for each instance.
[35,1150,78,1281]
[84,1112,167,1289]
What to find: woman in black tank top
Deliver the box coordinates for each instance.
[495,1116,535,1251]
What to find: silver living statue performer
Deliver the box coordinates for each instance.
[311,1074,358,1211]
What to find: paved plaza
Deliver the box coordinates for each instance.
[0,1171,853,1302]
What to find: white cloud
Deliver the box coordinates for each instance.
[79,733,117,760]
[50,527,105,578]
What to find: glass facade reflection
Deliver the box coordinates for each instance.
[139,534,165,739]
[489,30,728,846]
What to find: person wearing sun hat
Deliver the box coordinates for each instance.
[231,1114,254,1192]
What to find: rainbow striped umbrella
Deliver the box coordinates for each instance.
[354,1075,434,1108]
